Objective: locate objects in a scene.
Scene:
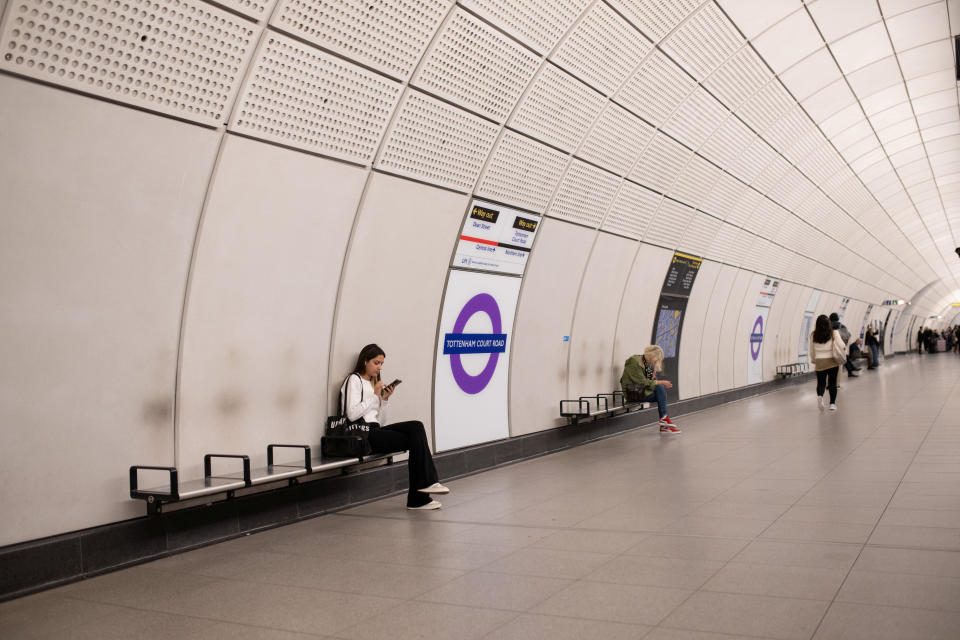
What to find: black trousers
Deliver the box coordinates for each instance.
[815,367,838,403]
[367,421,439,507]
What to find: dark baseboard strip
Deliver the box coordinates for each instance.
[0,372,816,601]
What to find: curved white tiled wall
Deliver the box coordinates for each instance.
[0,0,951,545]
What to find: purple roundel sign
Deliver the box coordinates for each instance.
[750,316,764,360]
[443,293,507,395]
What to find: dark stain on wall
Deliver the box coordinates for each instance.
[216,390,245,417]
[275,388,299,411]
[141,397,173,426]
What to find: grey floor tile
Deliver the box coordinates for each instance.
[0,595,128,639]
[147,579,403,635]
[837,570,960,611]
[532,580,691,626]
[481,547,615,579]
[450,524,559,547]
[646,629,779,640]
[335,601,517,640]
[54,566,220,608]
[777,504,885,525]
[535,529,646,554]
[702,562,847,600]
[814,602,960,640]
[854,546,960,577]
[660,515,774,538]
[586,554,724,590]
[416,571,571,611]
[480,613,650,640]
[624,534,749,562]
[660,591,829,640]
[733,540,862,570]
[869,524,960,550]
[878,508,960,528]
[760,519,874,544]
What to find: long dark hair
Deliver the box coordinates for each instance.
[352,343,385,379]
[812,314,832,343]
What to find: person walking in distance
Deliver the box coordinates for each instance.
[810,314,845,411]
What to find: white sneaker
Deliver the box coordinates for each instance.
[817,396,824,411]
[418,482,449,495]
[407,500,442,510]
[829,404,837,411]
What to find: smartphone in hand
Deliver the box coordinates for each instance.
[386,379,402,389]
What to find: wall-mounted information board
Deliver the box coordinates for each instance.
[453,200,540,276]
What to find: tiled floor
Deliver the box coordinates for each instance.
[3,353,960,639]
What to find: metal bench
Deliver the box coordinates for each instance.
[561,390,650,425]
[130,444,403,515]
[776,362,810,378]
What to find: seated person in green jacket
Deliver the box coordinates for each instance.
[620,345,680,434]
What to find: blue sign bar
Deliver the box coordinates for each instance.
[443,333,507,354]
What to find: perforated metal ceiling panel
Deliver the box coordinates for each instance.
[700,116,757,169]
[644,198,694,249]
[736,81,795,136]
[616,50,696,128]
[660,2,741,81]
[412,8,539,122]
[476,130,568,213]
[0,0,257,126]
[702,172,748,220]
[703,47,771,112]
[721,186,762,226]
[509,62,605,152]
[608,0,702,43]
[670,154,722,210]
[631,133,691,194]
[230,33,402,165]
[270,0,450,80]
[461,0,590,54]
[551,1,651,96]
[683,210,722,258]
[217,0,277,19]
[729,138,779,185]
[377,89,499,191]
[602,179,662,239]
[663,87,729,151]
[548,159,620,228]
[578,103,654,176]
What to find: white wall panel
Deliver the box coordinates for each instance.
[732,272,766,388]
[612,243,675,379]
[764,281,801,371]
[271,0,450,80]
[783,285,815,366]
[0,77,218,545]
[678,260,722,399]
[510,220,594,436]
[177,136,366,478]
[568,234,640,396]
[717,269,755,391]
[699,264,739,394]
[413,8,540,122]
[0,0,259,126]
[332,173,468,446]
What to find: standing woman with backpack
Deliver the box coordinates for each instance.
[340,343,448,510]
[810,314,845,411]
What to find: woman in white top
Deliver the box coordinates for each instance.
[809,314,844,411]
[341,344,448,510]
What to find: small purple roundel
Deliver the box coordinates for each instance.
[749,315,764,360]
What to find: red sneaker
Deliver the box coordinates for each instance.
[658,416,681,434]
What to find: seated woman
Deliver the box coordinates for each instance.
[341,343,448,510]
[620,345,680,434]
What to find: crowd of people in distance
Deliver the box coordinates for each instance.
[916,325,960,354]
